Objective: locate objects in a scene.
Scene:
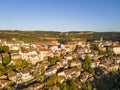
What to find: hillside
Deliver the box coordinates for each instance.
[0,30,120,42]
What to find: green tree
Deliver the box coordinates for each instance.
[45,75,61,86]
[0,64,5,76]
[2,56,11,66]
[105,50,114,56]
[14,60,30,69]
[66,79,78,90]
[82,82,92,90]
[83,56,91,71]
[91,44,99,50]
[99,50,105,55]
[89,68,95,75]
[0,46,9,53]
[48,56,58,65]
[41,67,45,74]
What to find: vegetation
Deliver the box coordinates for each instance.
[2,56,11,66]
[0,46,9,53]
[41,67,46,74]
[83,56,91,71]
[0,60,31,76]
[48,57,57,65]
[0,31,120,42]
[65,79,78,90]
[91,43,99,51]
[91,43,114,56]
[81,82,92,90]
[95,72,120,90]
[48,56,62,65]
[45,75,61,86]
[0,30,120,89]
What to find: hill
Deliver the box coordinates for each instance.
[0,30,120,42]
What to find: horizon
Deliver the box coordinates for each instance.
[0,0,120,32]
[0,29,120,33]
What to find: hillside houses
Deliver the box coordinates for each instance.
[18,68,33,82]
[0,38,120,89]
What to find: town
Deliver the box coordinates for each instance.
[0,37,120,90]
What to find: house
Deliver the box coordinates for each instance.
[75,81,82,89]
[75,46,85,54]
[91,60,100,68]
[35,61,49,70]
[68,59,81,67]
[22,42,30,49]
[61,44,74,52]
[54,50,61,57]
[0,39,7,46]
[48,45,59,52]
[75,40,85,46]
[80,72,90,83]
[0,75,7,80]
[115,59,120,64]
[33,83,44,90]
[70,67,82,78]
[8,71,17,83]
[38,49,51,60]
[64,53,73,61]
[108,64,119,71]
[28,55,40,65]
[58,76,66,83]
[108,45,120,54]
[9,45,20,51]
[102,69,110,75]
[49,85,60,90]
[19,50,29,60]
[91,50,99,55]
[56,59,68,67]
[97,65,110,76]
[98,64,108,69]
[0,55,2,64]
[11,53,22,60]
[57,70,66,77]
[51,63,62,69]
[112,45,120,54]
[19,49,38,61]
[87,77,95,82]
[19,68,32,81]
[0,80,10,89]
[72,52,79,59]
[22,83,44,90]
[45,68,57,77]
[58,67,82,79]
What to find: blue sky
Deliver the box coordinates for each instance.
[0,0,120,32]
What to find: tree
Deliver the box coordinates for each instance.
[105,50,114,56]
[14,60,30,69]
[41,67,45,74]
[89,68,95,75]
[0,64,5,76]
[0,46,9,53]
[48,56,59,65]
[57,78,79,90]
[83,56,91,71]
[45,75,61,86]
[82,82,92,90]
[2,56,11,66]
[91,44,99,50]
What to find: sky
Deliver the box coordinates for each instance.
[0,0,120,32]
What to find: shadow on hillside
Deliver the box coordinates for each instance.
[94,71,120,90]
